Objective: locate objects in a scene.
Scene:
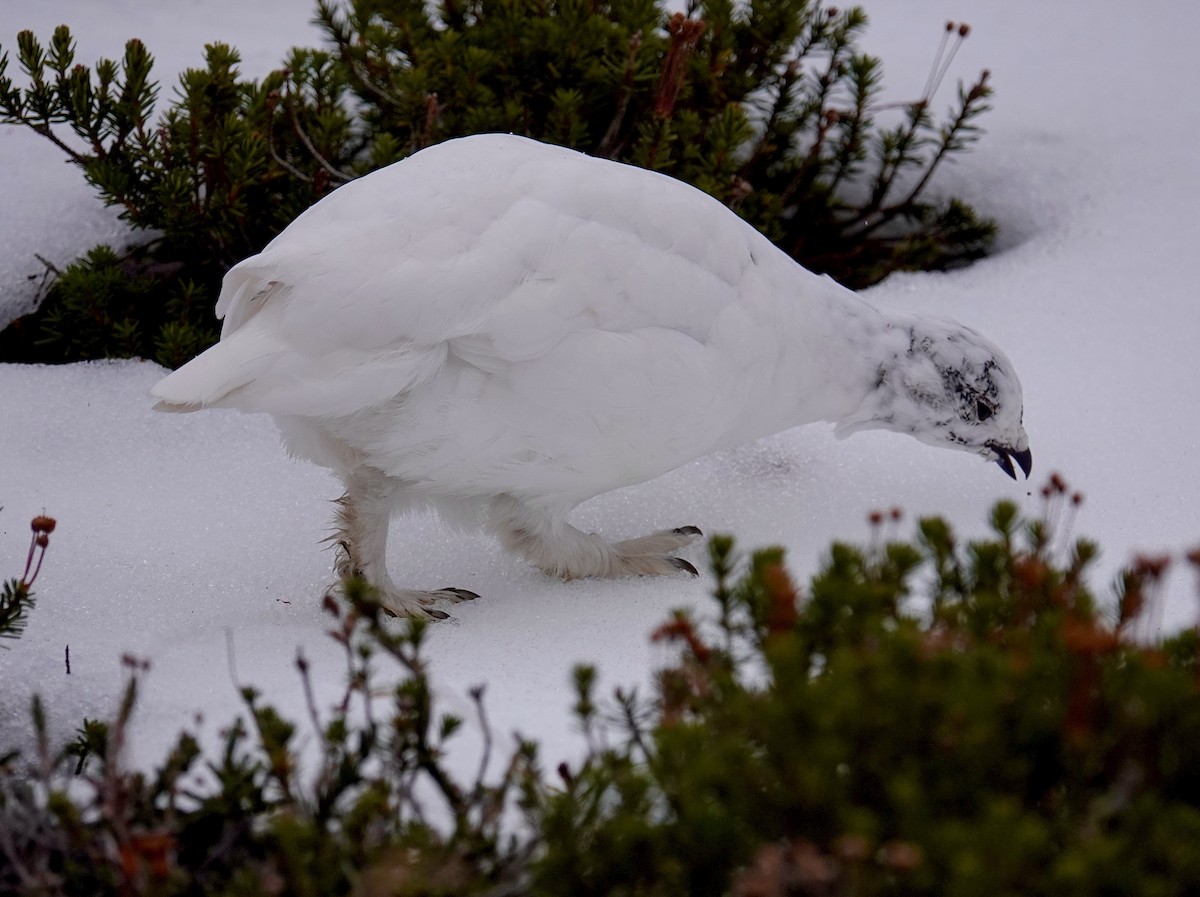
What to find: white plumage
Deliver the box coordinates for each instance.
[152,133,1031,618]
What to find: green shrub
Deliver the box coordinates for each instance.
[0,0,994,365]
[5,481,1200,895]
[1,579,536,896]
[0,32,347,365]
[0,247,214,367]
[532,484,1200,897]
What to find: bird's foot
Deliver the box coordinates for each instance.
[331,541,478,619]
[490,496,704,580]
[377,586,480,620]
[607,525,704,577]
[327,484,477,621]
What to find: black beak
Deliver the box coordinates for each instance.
[989,443,1033,480]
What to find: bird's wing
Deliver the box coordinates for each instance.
[152,135,789,419]
[151,155,517,415]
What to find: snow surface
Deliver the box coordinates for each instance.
[2,0,1200,776]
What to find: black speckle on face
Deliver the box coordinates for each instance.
[935,359,999,426]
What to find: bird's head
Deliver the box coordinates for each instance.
[835,318,1031,479]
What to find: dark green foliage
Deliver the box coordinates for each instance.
[0,578,35,647]
[0,579,536,896]
[1,1,994,365]
[0,247,215,367]
[0,30,352,364]
[301,0,997,285]
[531,484,1200,897]
[9,484,1196,895]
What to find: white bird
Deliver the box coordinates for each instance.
[152,133,1031,618]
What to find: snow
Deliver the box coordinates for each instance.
[3,0,1199,775]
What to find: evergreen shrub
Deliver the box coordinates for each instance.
[0,0,994,365]
[4,481,1200,895]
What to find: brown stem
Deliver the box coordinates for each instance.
[887,73,990,216]
[287,92,354,185]
[264,91,312,183]
[654,14,705,119]
[597,32,642,158]
[26,119,87,164]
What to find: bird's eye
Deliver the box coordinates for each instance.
[975,399,994,422]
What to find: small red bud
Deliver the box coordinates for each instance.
[958,22,971,37]
[834,834,871,862]
[881,840,923,872]
[31,515,56,534]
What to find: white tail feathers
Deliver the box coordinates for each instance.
[217,268,288,337]
[149,313,289,412]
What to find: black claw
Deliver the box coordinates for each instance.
[439,587,480,601]
[669,557,700,577]
[673,526,703,536]
[424,607,451,620]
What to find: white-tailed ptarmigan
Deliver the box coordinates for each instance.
[152,133,1031,618]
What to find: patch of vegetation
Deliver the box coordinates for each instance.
[4,481,1200,895]
[0,514,54,650]
[0,0,994,365]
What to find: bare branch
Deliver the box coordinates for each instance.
[286,87,355,185]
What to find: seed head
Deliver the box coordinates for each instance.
[31,515,56,534]
[1133,554,1170,580]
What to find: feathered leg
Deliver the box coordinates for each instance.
[331,467,478,619]
[489,495,702,579]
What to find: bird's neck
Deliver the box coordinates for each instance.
[733,265,909,441]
